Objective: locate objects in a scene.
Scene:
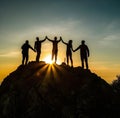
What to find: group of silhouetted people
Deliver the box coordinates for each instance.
[21,36,90,69]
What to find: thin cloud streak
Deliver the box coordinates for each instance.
[0,51,20,57]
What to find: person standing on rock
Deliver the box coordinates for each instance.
[21,40,36,65]
[34,36,46,62]
[46,36,61,63]
[60,37,73,67]
[74,40,90,69]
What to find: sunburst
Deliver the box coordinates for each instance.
[43,55,53,64]
[43,54,61,65]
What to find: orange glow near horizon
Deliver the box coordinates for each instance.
[0,50,119,84]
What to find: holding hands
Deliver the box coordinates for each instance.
[45,36,48,39]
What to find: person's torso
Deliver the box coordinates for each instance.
[53,41,58,50]
[22,44,30,54]
[35,41,41,51]
[80,45,88,56]
[67,43,72,53]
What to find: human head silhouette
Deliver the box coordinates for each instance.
[81,40,85,45]
[26,40,29,44]
[54,37,57,41]
[36,37,39,41]
[69,40,72,44]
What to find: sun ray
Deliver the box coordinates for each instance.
[35,64,49,77]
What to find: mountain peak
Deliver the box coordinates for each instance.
[0,61,119,118]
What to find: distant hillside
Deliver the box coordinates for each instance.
[0,61,120,118]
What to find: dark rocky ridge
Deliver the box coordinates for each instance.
[0,61,120,118]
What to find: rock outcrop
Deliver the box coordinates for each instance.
[0,61,120,118]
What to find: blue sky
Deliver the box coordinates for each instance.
[0,0,120,83]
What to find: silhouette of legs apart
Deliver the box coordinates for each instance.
[22,54,28,65]
[81,57,88,69]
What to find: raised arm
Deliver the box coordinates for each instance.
[46,36,53,42]
[40,36,47,43]
[60,37,67,45]
[57,37,62,42]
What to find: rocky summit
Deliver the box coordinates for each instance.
[0,61,120,118]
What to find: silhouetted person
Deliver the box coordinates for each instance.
[21,40,35,65]
[34,36,46,62]
[74,40,90,69]
[46,36,61,63]
[61,37,73,67]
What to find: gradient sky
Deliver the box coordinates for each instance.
[0,0,120,83]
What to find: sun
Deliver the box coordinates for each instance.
[43,54,61,65]
[43,55,53,64]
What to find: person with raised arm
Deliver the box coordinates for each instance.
[34,36,46,62]
[21,40,36,65]
[61,37,73,67]
[46,36,61,63]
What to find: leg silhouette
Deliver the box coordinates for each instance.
[52,50,54,61]
[55,51,58,63]
[85,57,88,69]
[22,54,25,65]
[70,55,73,67]
[67,55,69,65]
[36,52,40,62]
[25,55,28,65]
[81,57,84,69]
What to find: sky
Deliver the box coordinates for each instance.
[0,0,120,84]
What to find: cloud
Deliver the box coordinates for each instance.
[103,34,118,41]
[98,33,119,47]
[18,19,84,40]
[97,20,120,47]
[0,51,20,57]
